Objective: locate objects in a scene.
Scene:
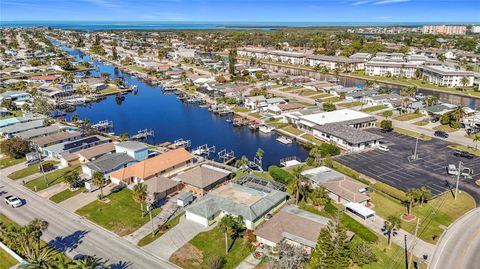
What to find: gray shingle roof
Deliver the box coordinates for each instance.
[85,152,134,172]
[15,125,63,140]
[115,141,148,152]
[314,123,383,144]
[0,119,45,135]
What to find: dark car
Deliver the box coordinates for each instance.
[434,130,449,138]
[381,127,394,133]
[453,150,474,159]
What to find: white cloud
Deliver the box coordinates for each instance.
[83,0,122,9]
[351,0,374,6]
[373,0,410,5]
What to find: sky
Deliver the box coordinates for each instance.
[1,0,479,23]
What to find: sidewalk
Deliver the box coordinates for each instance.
[346,211,436,262]
[235,251,262,269]
[58,183,116,212]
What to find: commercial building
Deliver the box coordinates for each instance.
[312,123,383,152]
[421,66,474,87]
[422,25,467,35]
[286,109,376,132]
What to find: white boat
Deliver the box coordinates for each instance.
[276,136,293,144]
[259,125,273,134]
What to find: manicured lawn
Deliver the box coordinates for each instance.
[433,124,459,133]
[76,188,162,236]
[0,157,25,169]
[232,106,250,113]
[370,191,475,244]
[449,145,480,156]
[251,171,273,180]
[25,165,80,192]
[8,160,59,180]
[298,89,318,96]
[171,226,254,269]
[49,187,85,203]
[249,112,262,119]
[100,85,120,95]
[414,119,430,126]
[0,248,18,269]
[137,212,185,247]
[322,96,341,103]
[394,113,423,121]
[281,125,303,136]
[268,120,288,129]
[127,65,148,73]
[361,105,387,113]
[394,127,431,141]
[308,93,331,99]
[339,101,363,108]
[302,133,324,145]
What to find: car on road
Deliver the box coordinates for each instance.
[434,130,449,138]
[453,150,474,159]
[378,145,390,152]
[4,195,22,208]
[381,127,394,133]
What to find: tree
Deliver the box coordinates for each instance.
[92,171,106,200]
[308,220,351,269]
[255,148,264,161]
[228,48,237,76]
[322,102,336,112]
[204,255,226,269]
[235,155,250,170]
[351,242,377,266]
[460,76,470,91]
[0,137,31,159]
[380,120,392,129]
[384,215,401,249]
[119,132,130,141]
[1,99,15,110]
[112,46,118,61]
[132,183,148,217]
[70,114,79,123]
[29,219,49,252]
[450,106,466,124]
[418,186,432,206]
[310,186,330,207]
[64,169,80,189]
[269,244,308,269]
[219,215,245,254]
[405,188,420,216]
[72,255,105,269]
[20,246,58,269]
[32,97,54,115]
[382,110,393,119]
[292,165,308,205]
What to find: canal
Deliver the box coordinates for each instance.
[55,42,310,169]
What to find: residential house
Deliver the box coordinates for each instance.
[60,142,115,167]
[114,141,149,161]
[0,119,45,138]
[32,131,82,148]
[145,175,182,202]
[245,96,267,110]
[15,124,64,140]
[42,135,110,159]
[174,164,232,196]
[81,152,136,178]
[312,123,383,152]
[28,75,59,83]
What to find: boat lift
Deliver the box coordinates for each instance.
[252,156,263,172]
[218,149,235,164]
[131,129,154,143]
[91,120,114,131]
[192,144,216,159]
[174,138,191,149]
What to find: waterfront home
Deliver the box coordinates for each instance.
[145,175,182,202]
[60,142,115,167]
[312,123,383,152]
[174,164,232,196]
[254,205,329,253]
[420,65,474,87]
[84,77,107,92]
[37,85,75,103]
[286,109,376,132]
[114,141,149,161]
[32,131,82,148]
[81,152,136,178]
[185,182,288,229]
[365,61,418,78]
[0,91,32,104]
[43,135,110,159]
[344,89,378,102]
[108,148,193,185]
[302,166,372,208]
[302,80,335,91]
[305,54,365,71]
[28,75,59,83]
[0,119,45,138]
[363,93,404,108]
[245,95,267,110]
[15,124,64,140]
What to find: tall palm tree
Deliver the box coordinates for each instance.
[405,188,420,216]
[255,148,264,160]
[384,215,401,249]
[291,165,307,205]
[71,255,105,269]
[460,76,469,91]
[451,106,466,123]
[29,219,49,252]
[132,183,148,217]
[418,186,432,206]
[92,171,105,200]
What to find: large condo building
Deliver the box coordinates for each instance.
[422,25,467,35]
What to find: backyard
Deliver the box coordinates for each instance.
[75,188,162,236]
[170,226,254,269]
[25,165,80,192]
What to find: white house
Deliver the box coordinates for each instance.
[421,66,474,88]
[365,61,418,78]
[312,123,383,152]
[245,95,267,110]
[114,141,149,161]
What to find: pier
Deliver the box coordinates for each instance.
[131,129,154,142]
[91,120,114,132]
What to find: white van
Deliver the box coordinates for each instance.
[447,164,457,175]
[378,145,390,152]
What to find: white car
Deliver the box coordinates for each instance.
[4,195,22,208]
[378,145,390,152]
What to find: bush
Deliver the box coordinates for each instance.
[268,165,293,184]
[318,143,340,157]
[323,102,336,112]
[0,137,31,159]
[450,121,461,129]
[341,214,378,242]
[380,120,392,129]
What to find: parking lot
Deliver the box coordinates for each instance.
[335,129,480,202]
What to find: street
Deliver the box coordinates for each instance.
[429,208,480,269]
[0,171,179,269]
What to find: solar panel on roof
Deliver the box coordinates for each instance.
[63,136,100,150]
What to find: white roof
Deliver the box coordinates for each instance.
[299,109,372,126]
[345,202,375,218]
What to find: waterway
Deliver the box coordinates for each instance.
[55,42,309,169]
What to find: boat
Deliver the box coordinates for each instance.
[276,136,293,144]
[115,94,125,101]
[259,125,273,134]
[226,119,233,123]
[328,78,340,83]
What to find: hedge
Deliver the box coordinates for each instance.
[268,165,293,184]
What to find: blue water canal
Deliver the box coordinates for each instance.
[55,42,309,169]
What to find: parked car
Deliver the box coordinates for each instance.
[453,150,474,159]
[4,195,22,208]
[381,127,394,133]
[378,145,390,152]
[447,164,457,175]
[26,158,41,166]
[434,130,449,138]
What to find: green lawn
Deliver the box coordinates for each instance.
[302,133,324,145]
[339,101,363,108]
[25,165,80,192]
[394,113,423,121]
[322,96,341,103]
[370,191,475,244]
[251,171,273,180]
[308,93,331,99]
[433,124,459,133]
[414,119,430,126]
[298,89,318,96]
[49,187,85,203]
[137,212,185,247]
[394,127,431,141]
[449,145,480,156]
[0,248,18,269]
[100,85,120,95]
[0,157,25,169]
[249,112,262,119]
[76,188,162,236]
[7,160,59,180]
[361,105,387,113]
[281,125,303,136]
[171,226,254,269]
[232,106,250,113]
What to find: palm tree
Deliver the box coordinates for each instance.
[29,219,49,252]
[71,255,105,269]
[418,187,432,206]
[309,147,322,163]
[132,183,148,217]
[405,188,420,216]
[20,247,58,269]
[291,165,307,205]
[451,106,466,123]
[92,171,105,200]
[460,76,469,91]
[255,148,264,160]
[235,155,250,170]
[384,215,401,249]
[310,186,330,207]
[219,215,244,254]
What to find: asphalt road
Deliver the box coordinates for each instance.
[0,174,179,269]
[429,208,480,269]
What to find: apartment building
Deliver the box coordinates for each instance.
[422,25,467,35]
[365,61,418,78]
[421,66,474,87]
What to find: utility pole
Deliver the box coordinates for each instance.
[149,200,154,237]
[34,143,48,186]
[455,161,462,200]
[413,136,419,160]
[408,218,421,269]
